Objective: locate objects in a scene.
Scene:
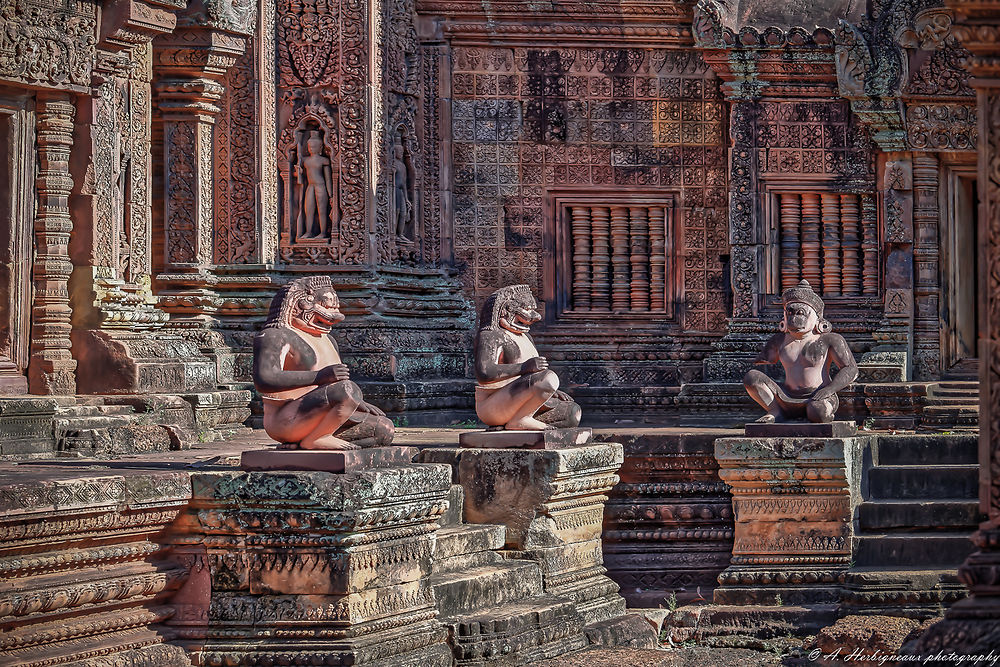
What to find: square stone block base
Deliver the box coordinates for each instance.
[240,446,418,472]
[459,427,592,448]
[743,420,858,438]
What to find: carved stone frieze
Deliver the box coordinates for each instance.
[905,102,977,150]
[0,0,97,92]
[0,468,193,666]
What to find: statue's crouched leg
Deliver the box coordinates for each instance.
[335,411,395,448]
[537,395,582,428]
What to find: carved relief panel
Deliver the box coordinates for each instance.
[276,0,368,265]
[0,0,97,93]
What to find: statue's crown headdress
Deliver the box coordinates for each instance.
[782,280,824,317]
[479,284,533,330]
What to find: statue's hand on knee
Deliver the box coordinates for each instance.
[316,363,351,384]
[520,356,548,374]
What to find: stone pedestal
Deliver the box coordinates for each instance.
[241,446,418,471]
[171,464,453,666]
[421,443,631,627]
[458,427,592,449]
[714,434,870,605]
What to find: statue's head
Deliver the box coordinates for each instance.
[479,284,540,334]
[264,275,345,335]
[780,280,831,336]
[306,131,323,156]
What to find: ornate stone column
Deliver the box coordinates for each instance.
[28,93,77,395]
[904,1,1000,653]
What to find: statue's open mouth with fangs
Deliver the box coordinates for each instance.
[306,301,345,334]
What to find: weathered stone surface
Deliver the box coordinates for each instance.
[171,465,454,666]
[0,467,193,666]
[810,615,922,658]
[714,435,870,605]
[459,427,592,449]
[241,445,418,471]
[424,442,649,640]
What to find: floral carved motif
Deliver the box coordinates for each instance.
[905,41,973,97]
[276,0,339,88]
[905,102,977,151]
[0,0,96,90]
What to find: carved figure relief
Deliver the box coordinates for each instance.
[279,99,342,253]
[392,130,415,242]
[294,128,336,241]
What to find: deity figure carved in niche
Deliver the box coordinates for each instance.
[474,285,582,430]
[253,276,394,449]
[292,128,338,241]
[392,132,415,242]
[744,280,858,423]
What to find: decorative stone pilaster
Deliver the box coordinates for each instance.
[28,93,77,395]
[714,434,870,606]
[154,32,243,274]
[169,465,454,666]
[903,1,1000,653]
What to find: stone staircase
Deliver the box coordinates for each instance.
[430,485,589,665]
[845,433,981,618]
[921,381,979,429]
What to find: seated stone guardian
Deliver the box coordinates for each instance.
[474,284,582,430]
[253,276,394,449]
[744,280,858,423]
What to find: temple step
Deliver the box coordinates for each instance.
[440,595,586,666]
[876,434,978,466]
[858,499,981,531]
[433,524,507,573]
[431,561,545,618]
[853,534,976,568]
[868,465,979,500]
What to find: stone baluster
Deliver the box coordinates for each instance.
[590,206,611,311]
[629,206,650,311]
[28,92,77,395]
[840,194,862,296]
[861,193,879,295]
[571,206,592,310]
[648,206,666,311]
[779,193,801,290]
[821,193,842,296]
[800,193,822,290]
[610,205,630,312]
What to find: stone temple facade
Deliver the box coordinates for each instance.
[4,0,1000,664]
